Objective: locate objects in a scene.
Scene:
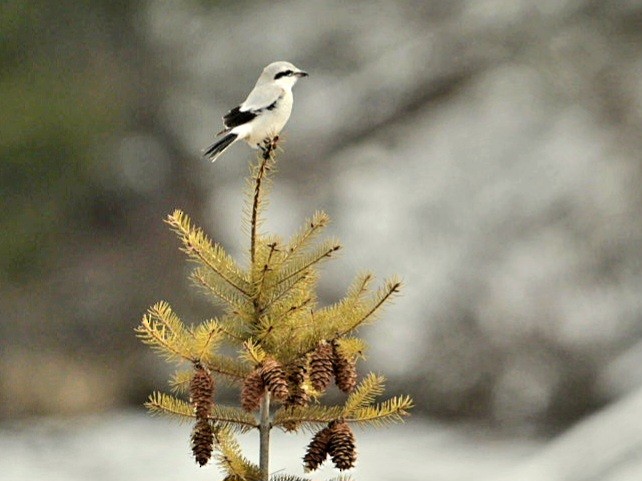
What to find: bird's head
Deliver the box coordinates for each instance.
[260,61,308,89]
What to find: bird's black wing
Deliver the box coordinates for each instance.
[223,106,257,129]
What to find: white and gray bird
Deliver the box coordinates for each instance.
[203,61,308,162]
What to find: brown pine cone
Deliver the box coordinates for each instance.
[282,386,310,432]
[287,359,307,386]
[303,425,332,471]
[328,421,356,471]
[332,341,357,393]
[309,341,334,392]
[190,365,215,420]
[241,368,265,412]
[191,417,214,466]
[285,386,310,408]
[260,358,289,401]
[284,360,310,414]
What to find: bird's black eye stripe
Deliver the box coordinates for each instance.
[274,70,293,80]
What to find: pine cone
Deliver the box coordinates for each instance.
[282,386,310,432]
[328,421,356,471]
[190,365,214,420]
[260,358,289,401]
[285,386,310,408]
[309,341,334,392]
[191,417,214,466]
[241,368,265,412]
[303,425,332,471]
[287,359,307,386]
[332,341,357,393]
[284,360,310,414]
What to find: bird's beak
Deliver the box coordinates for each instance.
[295,71,308,78]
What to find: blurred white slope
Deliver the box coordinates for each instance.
[488,387,642,481]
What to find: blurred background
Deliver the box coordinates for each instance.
[2,0,642,479]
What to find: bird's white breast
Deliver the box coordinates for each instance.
[244,90,293,146]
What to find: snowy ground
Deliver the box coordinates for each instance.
[1,413,537,481]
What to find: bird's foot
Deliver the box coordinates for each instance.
[258,136,280,158]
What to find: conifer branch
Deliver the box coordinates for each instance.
[217,321,248,343]
[283,274,375,359]
[255,293,316,349]
[273,395,412,432]
[334,337,367,361]
[213,426,261,480]
[242,339,267,365]
[284,211,330,257]
[254,315,276,344]
[210,405,260,431]
[203,354,251,383]
[146,392,195,422]
[347,272,374,302]
[146,392,259,433]
[260,271,316,314]
[169,369,193,394]
[342,373,385,415]
[269,242,340,289]
[338,278,402,337]
[265,278,401,377]
[190,318,224,363]
[306,272,374,333]
[166,210,252,296]
[345,395,414,427]
[307,273,373,323]
[273,405,345,432]
[136,301,195,363]
[192,267,254,315]
[270,297,313,328]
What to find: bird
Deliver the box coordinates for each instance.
[203,61,308,162]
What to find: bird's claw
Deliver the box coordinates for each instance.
[259,136,280,154]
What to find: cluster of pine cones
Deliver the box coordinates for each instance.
[189,339,359,470]
[305,340,359,471]
[303,420,357,471]
[309,339,357,394]
[240,339,358,414]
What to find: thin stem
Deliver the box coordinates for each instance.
[251,142,274,268]
[259,391,271,481]
[256,242,278,304]
[252,140,276,480]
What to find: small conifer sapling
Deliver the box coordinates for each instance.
[136,139,413,481]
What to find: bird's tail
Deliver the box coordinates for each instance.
[203,133,238,162]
